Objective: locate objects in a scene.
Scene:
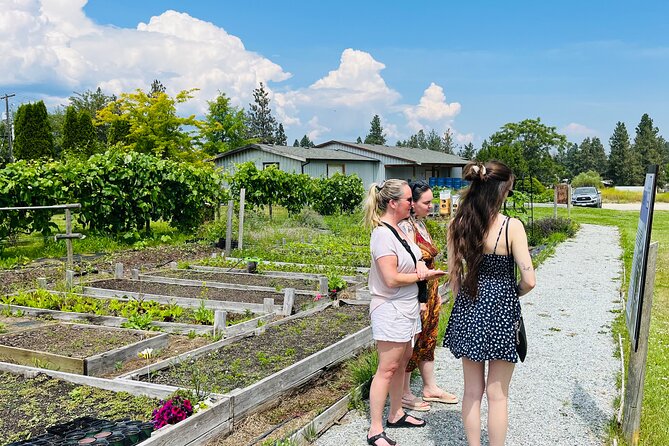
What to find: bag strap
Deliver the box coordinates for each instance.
[505,217,518,281]
[382,222,418,266]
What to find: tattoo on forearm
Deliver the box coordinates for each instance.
[520,262,532,271]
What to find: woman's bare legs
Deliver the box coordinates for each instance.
[368,340,410,445]
[461,358,485,446]
[419,360,458,401]
[486,360,515,446]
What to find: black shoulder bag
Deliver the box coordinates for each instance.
[507,220,527,362]
[381,222,428,303]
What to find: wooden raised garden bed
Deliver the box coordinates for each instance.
[118,302,372,445]
[142,270,320,294]
[0,368,161,445]
[0,323,168,376]
[82,279,305,313]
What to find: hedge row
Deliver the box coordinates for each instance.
[226,162,364,215]
[0,150,226,240]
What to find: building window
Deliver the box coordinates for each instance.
[327,164,345,177]
[263,162,280,169]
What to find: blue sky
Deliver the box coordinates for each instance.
[3,0,669,149]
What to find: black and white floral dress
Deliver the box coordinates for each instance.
[444,217,521,363]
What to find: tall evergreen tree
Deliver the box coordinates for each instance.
[608,122,638,185]
[62,106,79,153]
[633,113,664,183]
[293,139,300,147]
[364,115,386,145]
[441,129,457,154]
[577,137,607,177]
[426,129,441,151]
[13,101,55,160]
[247,82,277,144]
[78,110,97,156]
[458,142,476,160]
[69,87,116,143]
[275,123,287,146]
[299,134,314,148]
[150,79,167,97]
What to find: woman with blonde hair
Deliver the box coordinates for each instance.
[363,179,446,446]
[444,161,536,446]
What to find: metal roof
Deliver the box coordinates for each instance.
[211,144,378,162]
[315,140,469,165]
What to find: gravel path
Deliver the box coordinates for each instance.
[315,223,622,446]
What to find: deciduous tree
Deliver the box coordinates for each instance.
[199,92,252,156]
[96,89,201,161]
[477,118,566,184]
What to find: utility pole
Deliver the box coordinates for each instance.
[1,93,15,162]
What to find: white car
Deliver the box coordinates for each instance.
[571,187,602,208]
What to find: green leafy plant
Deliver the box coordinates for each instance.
[122,312,154,331]
[194,300,214,325]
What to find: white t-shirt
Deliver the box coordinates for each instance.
[368,225,421,316]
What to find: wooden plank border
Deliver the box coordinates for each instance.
[85,332,169,377]
[138,273,317,296]
[0,361,177,399]
[81,286,281,314]
[288,382,368,445]
[189,265,362,282]
[228,325,373,419]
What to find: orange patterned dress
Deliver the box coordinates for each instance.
[400,218,442,371]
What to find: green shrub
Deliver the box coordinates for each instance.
[526,217,578,247]
[286,207,326,229]
[515,177,546,194]
[571,170,602,188]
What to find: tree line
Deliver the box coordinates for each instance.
[0,81,315,164]
[3,79,667,186]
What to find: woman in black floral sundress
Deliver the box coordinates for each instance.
[444,160,536,446]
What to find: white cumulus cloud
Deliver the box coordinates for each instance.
[403,83,461,132]
[0,0,290,114]
[561,122,598,139]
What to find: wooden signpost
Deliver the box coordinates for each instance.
[622,165,659,445]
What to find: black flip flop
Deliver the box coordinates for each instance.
[386,412,427,428]
[367,430,397,445]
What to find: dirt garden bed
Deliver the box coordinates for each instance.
[207,362,357,446]
[150,269,321,291]
[138,304,369,393]
[0,324,151,358]
[86,279,312,309]
[0,371,157,445]
[0,323,167,376]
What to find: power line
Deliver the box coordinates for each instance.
[1,93,15,162]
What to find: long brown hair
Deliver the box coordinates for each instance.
[448,160,514,298]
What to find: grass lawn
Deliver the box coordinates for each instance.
[533,206,669,445]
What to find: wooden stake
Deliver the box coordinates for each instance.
[263,298,275,314]
[238,188,245,251]
[225,200,234,256]
[65,208,73,268]
[283,288,295,316]
[214,310,227,336]
[114,263,124,280]
[623,242,658,445]
[319,277,329,295]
